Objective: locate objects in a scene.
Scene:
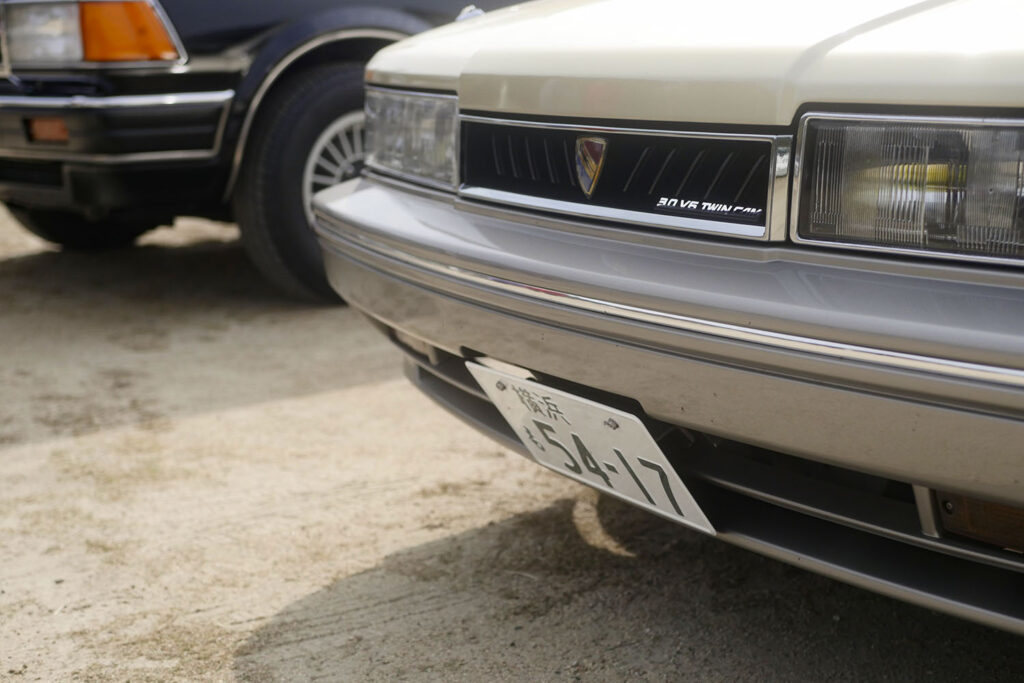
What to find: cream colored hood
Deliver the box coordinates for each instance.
[367,0,1024,125]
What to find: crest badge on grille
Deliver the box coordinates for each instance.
[575,136,608,199]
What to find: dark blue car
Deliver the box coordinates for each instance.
[0,0,505,299]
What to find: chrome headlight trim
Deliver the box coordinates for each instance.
[790,111,1024,267]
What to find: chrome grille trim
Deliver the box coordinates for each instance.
[458,113,791,242]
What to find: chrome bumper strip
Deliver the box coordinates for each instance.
[0,89,234,109]
[318,216,1024,390]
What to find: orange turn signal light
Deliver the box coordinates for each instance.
[80,2,178,62]
[27,117,70,144]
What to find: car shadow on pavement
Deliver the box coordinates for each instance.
[0,221,402,448]
[234,494,1022,681]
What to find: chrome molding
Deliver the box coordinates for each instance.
[0,6,10,79]
[913,485,942,539]
[457,187,767,238]
[790,111,1024,268]
[0,89,233,109]
[457,113,790,242]
[317,217,1024,390]
[0,89,233,163]
[221,28,407,201]
[0,0,188,70]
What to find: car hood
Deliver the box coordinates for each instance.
[367,0,1024,125]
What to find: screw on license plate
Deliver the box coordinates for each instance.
[495,381,507,391]
[604,418,619,430]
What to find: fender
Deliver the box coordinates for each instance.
[223,6,432,200]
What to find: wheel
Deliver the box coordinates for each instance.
[8,207,154,250]
[234,62,368,302]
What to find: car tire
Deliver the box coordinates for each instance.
[234,62,369,302]
[8,207,154,250]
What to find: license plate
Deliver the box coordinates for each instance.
[467,362,715,535]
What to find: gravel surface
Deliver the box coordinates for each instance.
[1,211,1021,681]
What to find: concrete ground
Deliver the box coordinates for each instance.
[0,211,1021,681]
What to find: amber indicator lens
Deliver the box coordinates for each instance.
[937,491,1024,552]
[80,1,178,61]
[27,117,70,144]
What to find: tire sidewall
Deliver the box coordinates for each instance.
[239,64,365,300]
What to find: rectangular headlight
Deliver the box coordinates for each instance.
[794,114,1024,262]
[6,3,84,64]
[364,87,458,190]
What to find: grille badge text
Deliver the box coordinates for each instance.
[657,197,762,217]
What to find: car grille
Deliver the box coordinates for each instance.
[460,117,787,240]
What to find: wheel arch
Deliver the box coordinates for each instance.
[223,6,431,201]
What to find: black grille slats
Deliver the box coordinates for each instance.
[463,121,772,227]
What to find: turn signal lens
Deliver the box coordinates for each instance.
[27,117,70,143]
[796,116,1024,261]
[80,1,178,61]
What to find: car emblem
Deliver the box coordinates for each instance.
[575,136,608,199]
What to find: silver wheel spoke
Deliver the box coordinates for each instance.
[312,173,339,186]
[336,132,355,162]
[315,156,343,176]
[352,125,363,157]
[323,140,347,167]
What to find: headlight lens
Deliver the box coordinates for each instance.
[795,115,1024,261]
[5,1,180,66]
[365,87,459,190]
[6,3,84,64]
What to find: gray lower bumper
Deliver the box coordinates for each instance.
[314,176,1024,505]
[313,175,1024,632]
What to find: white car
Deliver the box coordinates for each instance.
[314,0,1024,632]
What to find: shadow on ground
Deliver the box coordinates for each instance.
[234,495,1022,681]
[0,224,401,447]
[0,233,289,310]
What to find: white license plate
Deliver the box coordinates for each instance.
[467,362,714,535]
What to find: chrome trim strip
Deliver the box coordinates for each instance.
[458,114,781,142]
[0,6,10,79]
[369,167,458,194]
[913,486,942,539]
[221,28,407,201]
[0,89,233,163]
[0,0,188,70]
[0,89,233,109]
[317,217,1024,389]
[459,186,766,238]
[767,136,791,241]
[790,112,1024,268]
[366,84,457,99]
[457,114,788,242]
